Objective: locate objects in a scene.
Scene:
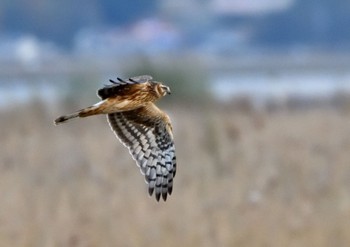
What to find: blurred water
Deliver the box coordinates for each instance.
[213,71,350,102]
[0,79,65,109]
[1,70,350,108]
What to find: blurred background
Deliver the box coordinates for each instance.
[1,0,350,246]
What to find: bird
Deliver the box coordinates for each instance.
[54,75,176,201]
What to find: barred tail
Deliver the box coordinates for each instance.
[54,112,80,125]
[54,103,103,125]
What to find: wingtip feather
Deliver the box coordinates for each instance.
[155,192,161,202]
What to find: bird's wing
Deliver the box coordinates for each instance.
[97,75,153,100]
[107,103,176,201]
[128,75,153,84]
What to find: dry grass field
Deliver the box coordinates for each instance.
[1,101,350,247]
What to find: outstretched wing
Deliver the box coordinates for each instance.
[107,104,176,201]
[97,75,153,100]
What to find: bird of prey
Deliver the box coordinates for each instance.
[54,75,176,201]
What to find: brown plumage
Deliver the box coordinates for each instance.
[54,75,176,201]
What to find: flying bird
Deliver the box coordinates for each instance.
[54,75,176,201]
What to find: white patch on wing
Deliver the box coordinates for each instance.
[113,100,131,108]
[92,99,107,107]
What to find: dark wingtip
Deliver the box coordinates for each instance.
[148,187,154,196]
[129,78,137,83]
[117,77,126,83]
[162,192,168,201]
[155,193,161,202]
[109,79,117,84]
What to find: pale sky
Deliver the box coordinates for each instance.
[210,0,295,15]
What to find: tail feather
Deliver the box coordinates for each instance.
[54,112,79,125]
[54,103,104,125]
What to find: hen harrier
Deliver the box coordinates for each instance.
[54,75,176,201]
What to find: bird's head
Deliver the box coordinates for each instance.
[155,82,171,97]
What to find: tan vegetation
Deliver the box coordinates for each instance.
[1,101,350,247]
